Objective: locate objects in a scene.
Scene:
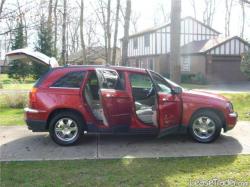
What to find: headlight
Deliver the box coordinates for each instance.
[226,102,234,113]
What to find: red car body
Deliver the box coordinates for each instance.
[6,49,237,145]
[25,66,236,133]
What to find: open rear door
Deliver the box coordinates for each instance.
[95,68,132,131]
[5,48,59,68]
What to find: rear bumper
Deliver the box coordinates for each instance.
[26,119,48,132]
[24,107,48,132]
[225,112,238,131]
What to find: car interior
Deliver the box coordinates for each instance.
[130,73,158,126]
[84,72,103,120]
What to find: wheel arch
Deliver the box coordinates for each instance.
[189,107,226,129]
[46,108,87,130]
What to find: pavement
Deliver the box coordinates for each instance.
[0,121,250,161]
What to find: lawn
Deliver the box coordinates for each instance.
[0,74,35,90]
[222,93,250,121]
[1,155,249,186]
[0,108,25,126]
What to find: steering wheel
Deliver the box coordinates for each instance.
[146,85,155,98]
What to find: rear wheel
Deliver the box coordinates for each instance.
[49,112,84,146]
[188,110,222,143]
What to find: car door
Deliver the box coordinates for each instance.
[147,70,182,133]
[95,68,132,130]
[5,48,59,68]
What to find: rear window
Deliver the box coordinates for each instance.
[51,71,85,88]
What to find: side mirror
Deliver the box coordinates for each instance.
[172,86,182,94]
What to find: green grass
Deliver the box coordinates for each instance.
[222,93,250,121]
[0,74,35,90]
[0,108,25,126]
[1,155,249,186]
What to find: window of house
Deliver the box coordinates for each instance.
[144,34,150,47]
[52,71,85,88]
[133,38,138,49]
[181,56,191,72]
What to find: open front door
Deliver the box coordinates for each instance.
[95,68,132,131]
[147,70,182,136]
[5,48,59,68]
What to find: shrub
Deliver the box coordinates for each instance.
[181,73,207,84]
[0,93,28,109]
[240,51,250,79]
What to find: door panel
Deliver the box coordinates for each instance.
[158,93,182,129]
[100,89,132,127]
[147,70,182,132]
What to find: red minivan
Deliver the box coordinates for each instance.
[6,49,238,146]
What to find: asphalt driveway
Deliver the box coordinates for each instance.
[0,121,250,161]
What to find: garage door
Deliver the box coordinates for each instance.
[207,58,248,83]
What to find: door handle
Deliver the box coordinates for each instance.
[161,98,168,102]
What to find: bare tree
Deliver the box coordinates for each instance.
[47,0,52,33]
[53,0,58,54]
[0,0,6,17]
[130,11,140,33]
[61,0,67,64]
[203,0,216,26]
[170,0,181,84]
[112,0,120,65]
[225,0,233,36]
[121,0,131,66]
[106,0,111,64]
[189,0,196,19]
[80,0,87,64]
[240,0,245,38]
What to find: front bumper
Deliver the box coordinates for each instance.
[225,112,238,131]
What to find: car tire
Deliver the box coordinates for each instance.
[188,110,222,143]
[49,111,84,146]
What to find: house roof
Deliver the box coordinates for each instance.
[68,47,106,63]
[124,16,220,39]
[181,36,250,54]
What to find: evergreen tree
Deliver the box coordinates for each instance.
[8,22,31,81]
[31,16,54,79]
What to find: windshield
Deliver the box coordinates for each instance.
[163,77,183,89]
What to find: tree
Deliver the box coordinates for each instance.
[240,0,246,38]
[31,16,53,80]
[170,0,181,84]
[61,0,67,65]
[225,0,233,37]
[80,0,87,64]
[203,0,216,27]
[8,21,30,81]
[241,51,250,79]
[0,0,6,18]
[112,0,120,65]
[121,0,131,66]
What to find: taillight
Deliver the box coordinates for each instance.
[29,87,37,107]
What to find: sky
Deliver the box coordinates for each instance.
[131,0,250,39]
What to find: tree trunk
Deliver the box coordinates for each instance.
[190,0,196,19]
[53,0,58,55]
[112,0,120,65]
[121,0,131,66]
[240,0,245,38]
[170,0,181,84]
[80,0,87,64]
[61,0,67,65]
[0,0,6,18]
[47,0,53,33]
[225,0,233,37]
[106,0,111,64]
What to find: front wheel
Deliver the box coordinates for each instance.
[49,112,83,146]
[188,110,222,143]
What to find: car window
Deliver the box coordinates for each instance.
[96,69,125,90]
[150,72,172,94]
[52,71,85,88]
[130,73,152,89]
